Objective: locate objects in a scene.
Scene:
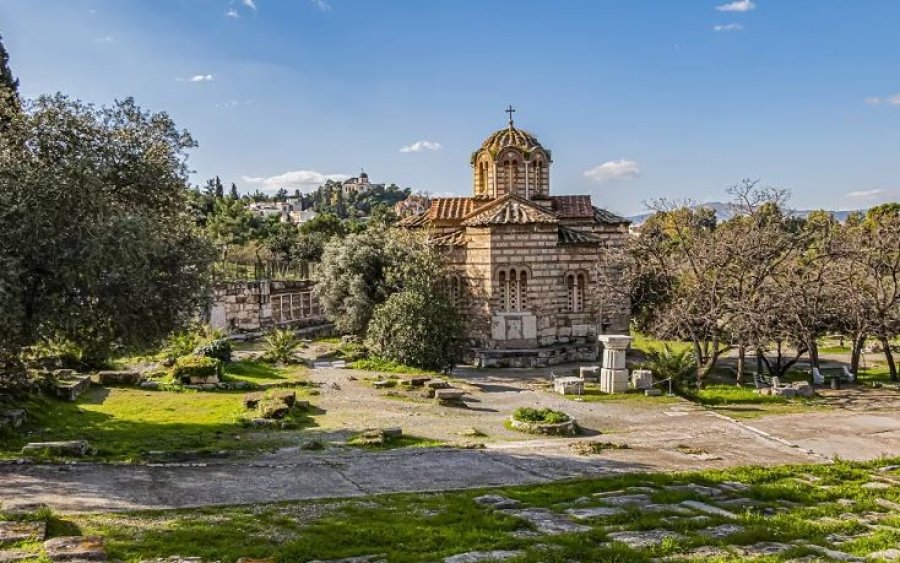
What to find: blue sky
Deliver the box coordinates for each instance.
[2,0,899,215]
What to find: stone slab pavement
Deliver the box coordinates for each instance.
[0,411,817,514]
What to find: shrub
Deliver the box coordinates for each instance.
[21,337,85,370]
[262,329,299,364]
[643,345,697,390]
[513,407,570,424]
[194,338,232,363]
[365,287,463,372]
[165,324,226,359]
[171,355,222,382]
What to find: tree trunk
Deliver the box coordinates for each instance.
[881,336,898,382]
[850,333,866,374]
[808,338,819,370]
[736,344,746,386]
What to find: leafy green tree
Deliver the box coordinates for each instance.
[313,228,449,336]
[0,32,21,127]
[365,286,463,371]
[0,95,215,383]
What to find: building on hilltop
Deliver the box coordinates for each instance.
[248,198,318,225]
[342,169,384,196]
[398,108,631,367]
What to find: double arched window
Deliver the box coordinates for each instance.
[566,272,586,313]
[498,268,528,312]
[442,275,464,308]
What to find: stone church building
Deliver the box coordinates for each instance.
[399,110,631,367]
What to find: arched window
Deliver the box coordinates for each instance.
[498,268,527,312]
[478,161,488,195]
[506,158,516,193]
[566,272,586,313]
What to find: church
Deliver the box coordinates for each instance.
[399,109,631,367]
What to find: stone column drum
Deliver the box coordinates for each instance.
[598,335,633,394]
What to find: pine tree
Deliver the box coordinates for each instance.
[229,183,239,199]
[214,176,224,199]
[0,33,18,95]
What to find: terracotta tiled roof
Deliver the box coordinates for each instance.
[396,213,430,228]
[551,195,595,218]
[430,230,467,246]
[428,198,477,221]
[593,206,630,224]
[558,226,603,245]
[462,195,558,227]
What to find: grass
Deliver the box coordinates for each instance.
[346,433,445,450]
[682,384,825,419]
[222,360,309,386]
[21,457,895,562]
[562,385,680,405]
[0,385,317,461]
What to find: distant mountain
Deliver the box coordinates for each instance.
[626,202,861,226]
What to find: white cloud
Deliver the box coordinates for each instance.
[216,99,252,109]
[187,74,215,82]
[311,0,332,11]
[94,35,115,44]
[845,189,886,199]
[399,140,442,153]
[242,0,257,11]
[713,23,744,32]
[864,93,900,106]
[242,169,349,191]
[716,0,755,12]
[583,160,641,184]
[225,8,240,18]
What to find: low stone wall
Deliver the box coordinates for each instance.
[473,342,597,368]
[205,280,328,333]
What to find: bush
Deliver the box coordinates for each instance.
[21,337,85,370]
[262,329,299,364]
[643,345,697,390]
[365,287,463,372]
[165,324,226,359]
[171,355,222,382]
[194,338,232,363]
[512,407,570,424]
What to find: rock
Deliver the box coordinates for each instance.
[22,440,93,457]
[597,494,651,506]
[0,502,48,518]
[236,558,277,563]
[43,535,106,561]
[295,400,310,410]
[0,521,47,543]
[198,384,217,391]
[666,484,723,498]
[371,380,393,389]
[434,389,466,406]
[697,523,745,538]
[607,529,684,548]
[355,428,386,446]
[644,388,663,397]
[500,508,590,535]
[307,556,386,563]
[248,418,279,428]
[733,542,792,557]
[258,401,289,420]
[97,370,141,386]
[793,382,816,398]
[868,548,900,561]
[272,391,296,407]
[382,427,403,438]
[187,375,219,385]
[474,495,520,510]
[803,544,865,562]
[139,558,206,563]
[443,551,523,563]
[406,377,430,387]
[243,393,263,409]
[139,381,160,390]
[564,506,624,519]
[862,482,891,490]
[0,551,38,563]
[300,439,324,451]
[50,374,92,402]
[0,409,27,429]
[679,500,736,518]
[875,498,900,511]
[772,386,798,398]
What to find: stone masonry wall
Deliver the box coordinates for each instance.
[206,280,326,333]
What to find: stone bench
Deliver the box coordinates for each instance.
[50,374,92,402]
[434,388,466,406]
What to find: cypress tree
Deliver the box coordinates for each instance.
[0,33,18,94]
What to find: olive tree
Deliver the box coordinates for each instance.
[0,95,214,383]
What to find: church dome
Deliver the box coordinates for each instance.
[480,125,544,155]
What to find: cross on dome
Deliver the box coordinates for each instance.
[505,104,516,126]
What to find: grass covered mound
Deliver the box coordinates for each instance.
[512,407,570,424]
